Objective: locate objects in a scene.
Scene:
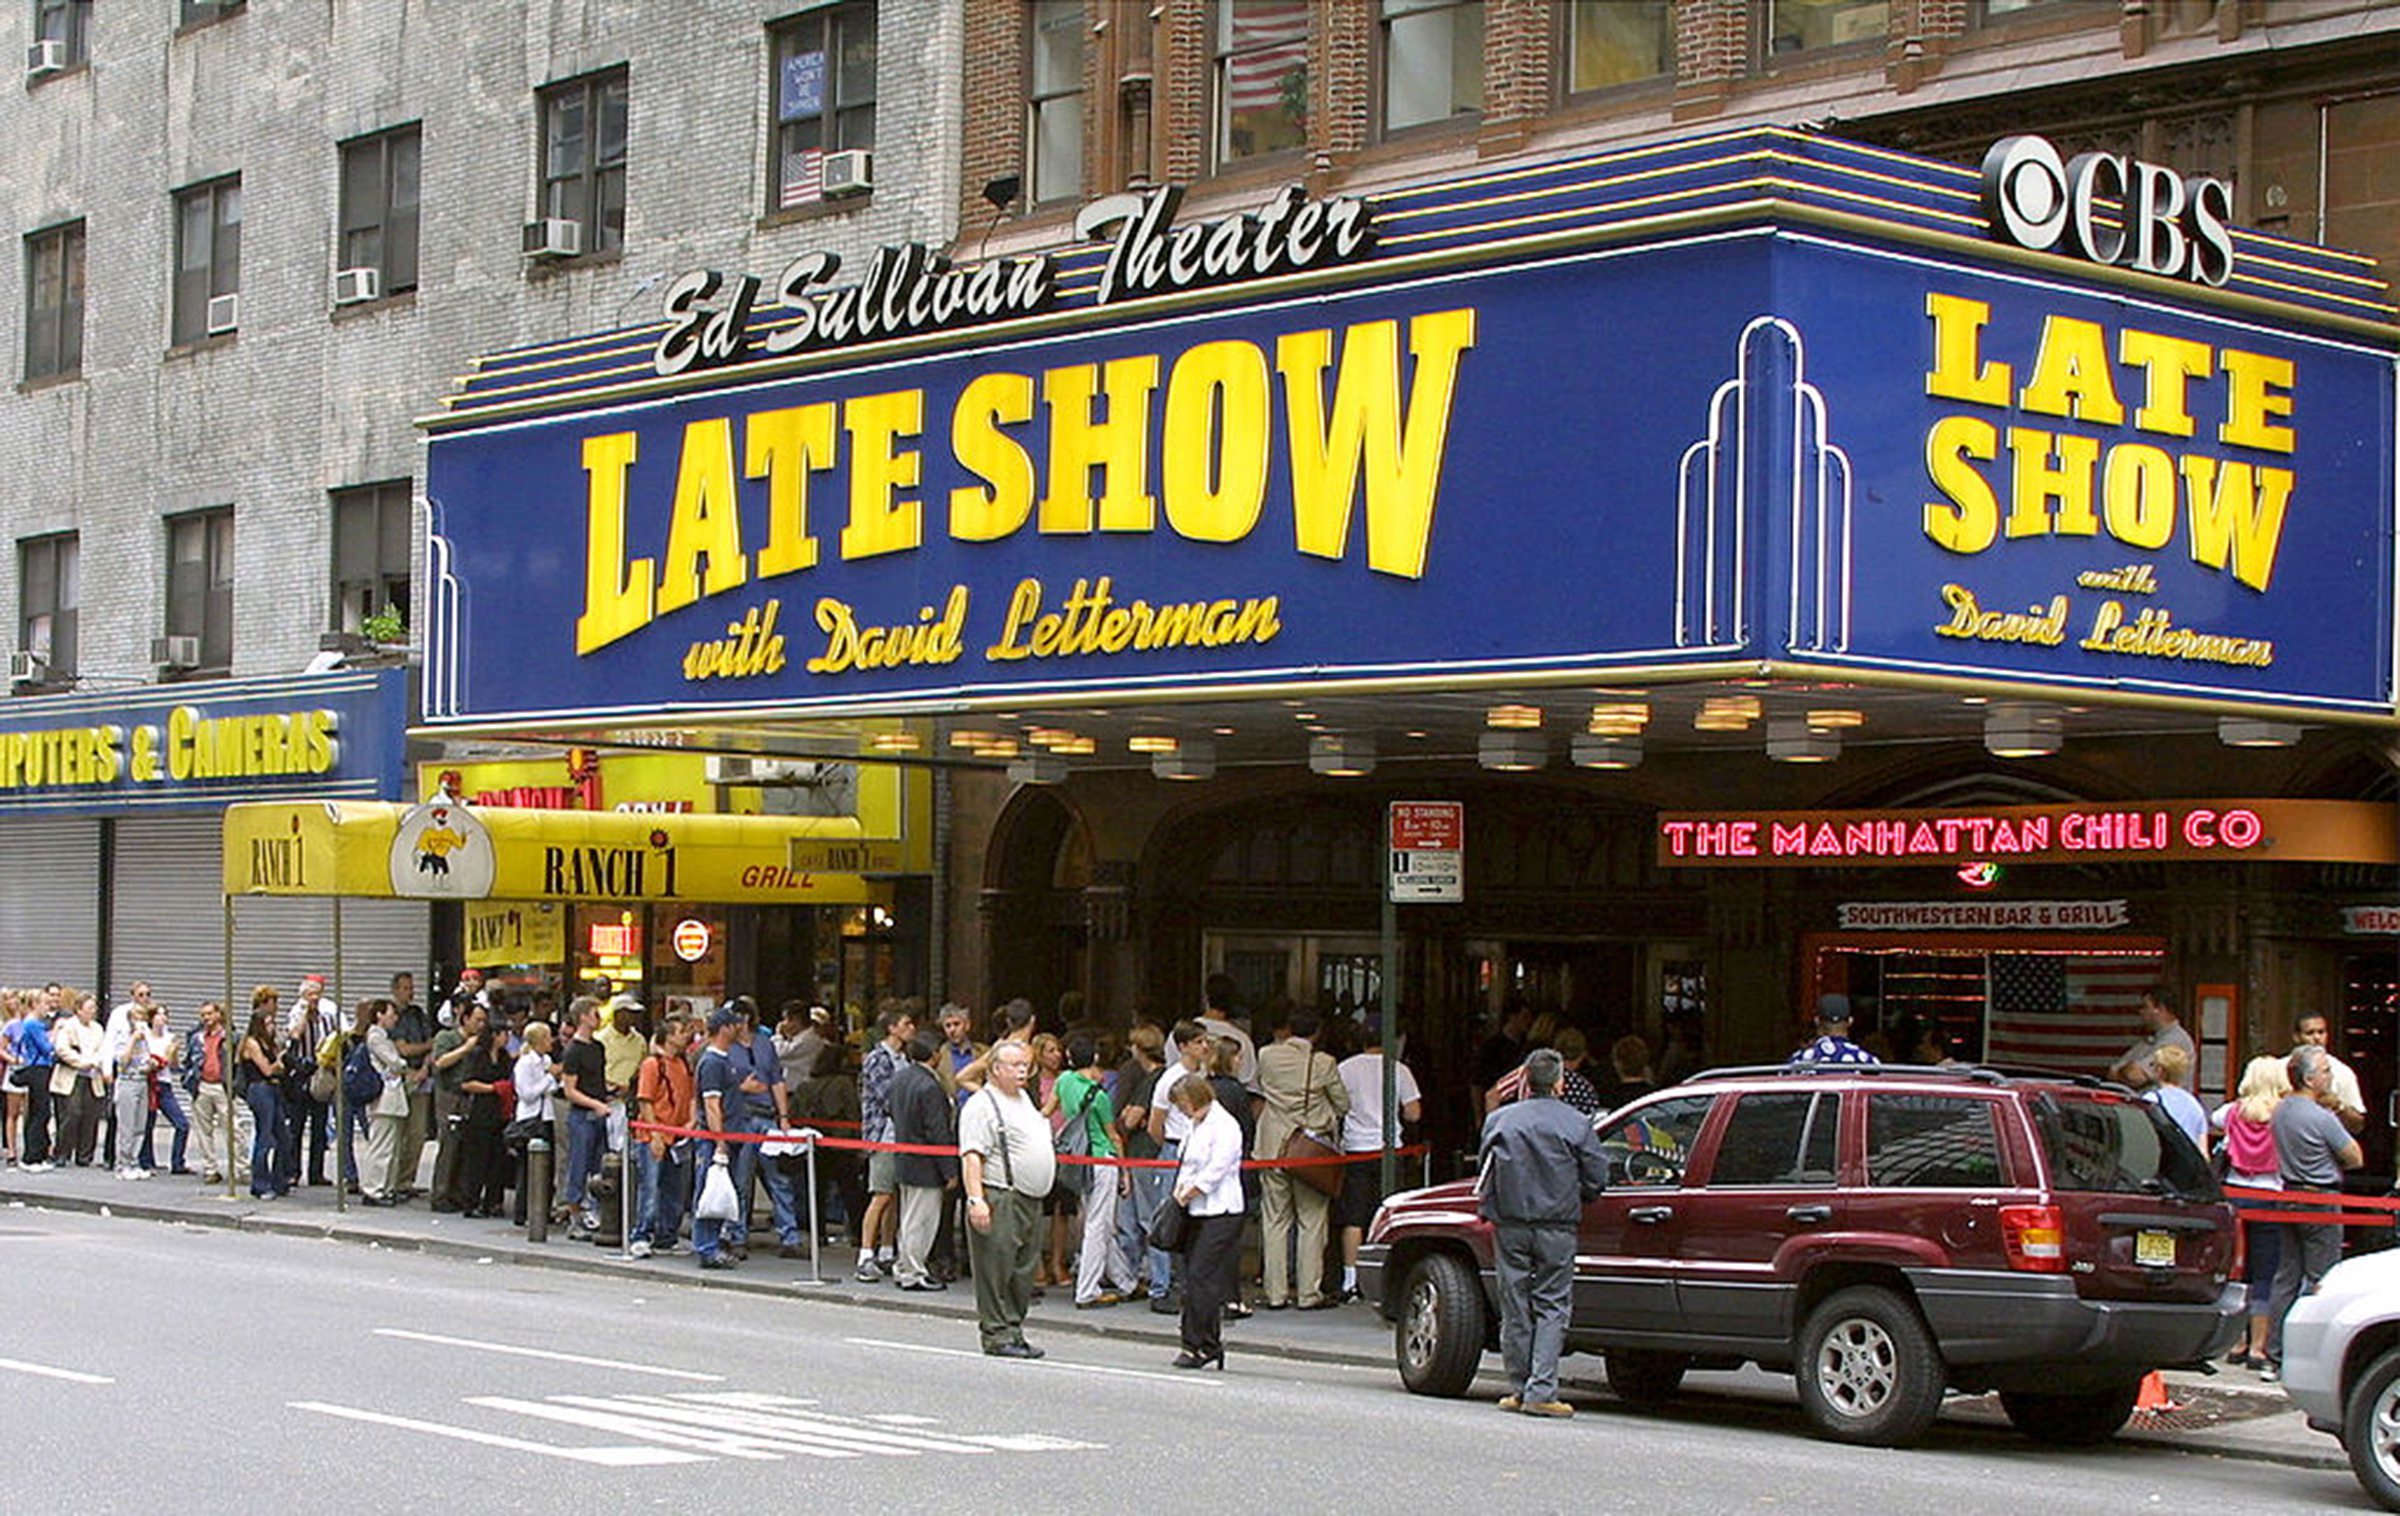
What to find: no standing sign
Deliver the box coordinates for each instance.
[1388,801,1463,903]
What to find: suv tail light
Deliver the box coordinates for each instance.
[2000,1204,2067,1273]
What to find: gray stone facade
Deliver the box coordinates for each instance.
[0,0,961,685]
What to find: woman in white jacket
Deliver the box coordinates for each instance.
[360,1000,413,1204]
[1168,1076,1246,1371]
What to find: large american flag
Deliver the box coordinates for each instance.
[1983,954,2160,1077]
[1226,1,1309,112]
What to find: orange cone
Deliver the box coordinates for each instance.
[2133,1370,2179,1414]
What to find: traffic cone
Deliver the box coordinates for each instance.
[2133,1370,2179,1415]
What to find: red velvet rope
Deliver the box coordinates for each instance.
[628,1117,1427,1170]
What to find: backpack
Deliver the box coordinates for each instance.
[342,1040,384,1108]
[1053,1080,1100,1196]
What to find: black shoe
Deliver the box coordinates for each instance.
[1149,1295,1180,1315]
[1172,1350,1225,1371]
[777,1244,805,1259]
[700,1255,736,1271]
[732,1245,750,1261]
[986,1341,1045,1360]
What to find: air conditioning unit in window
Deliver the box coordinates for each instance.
[25,38,65,77]
[204,293,239,335]
[332,267,380,306]
[9,651,47,686]
[521,218,582,260]
[151,635,201,670]
[703,755,818,786]
[821,150,873,199]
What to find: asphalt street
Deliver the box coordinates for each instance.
[0,1208,2376,1516]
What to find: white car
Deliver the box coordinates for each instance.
[2283,1247,2400,1511]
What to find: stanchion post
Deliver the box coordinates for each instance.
[526,1136,551,1242]
[222,894,237,1201]
[618,1114,635,1260]
[802,1129,823,1285]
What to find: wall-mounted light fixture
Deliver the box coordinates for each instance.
[1007,755,1068,785]
[1766,716,1839,763]
[1151,740,1215,781]
[1478,731,1548,771]
[1570,733,1642,769]
[1983,703,2062,758]
[1308,734,1376,777]
[2217,716,2302,748]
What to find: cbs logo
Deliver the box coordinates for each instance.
[1981,135,2236,289]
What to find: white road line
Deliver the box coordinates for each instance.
[845,1337,1224,1387]
[290,1400,707,1467]
[0,1357,111,1385]
[470,1396,844,1461]
[607,1393,990,1456]
[371,1328,722,1382]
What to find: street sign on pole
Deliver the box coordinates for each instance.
[1388,801,1463,903]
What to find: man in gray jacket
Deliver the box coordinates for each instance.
[1478,1047,1608,1418]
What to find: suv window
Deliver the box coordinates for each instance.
[2032,1092,2219,1197]
[1709,1091,1839,1186]
[1867,1094,2005,1188]
[1596,1094,1712,1188]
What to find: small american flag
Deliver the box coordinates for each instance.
[1984,953,2160,1076]
[1226,1,1309,113]
[780,147,823,209]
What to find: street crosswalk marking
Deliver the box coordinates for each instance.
[290,1400,707,1466]
[373,1327,725,1381]
[0,1357,111,1385]
[302,1388,1103,1468]
[846,1336,1224,1387]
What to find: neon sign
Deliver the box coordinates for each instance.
[1656,799,2396,868]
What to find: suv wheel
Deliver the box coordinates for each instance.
[1794,1286,1947,1447]
[1606,1350,1690,1407]
[2344,1344,2400,1512]
[1395,1251,1487,1398]
[1998,1382,2141,1446]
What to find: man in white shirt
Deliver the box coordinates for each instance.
[1196,974,1258,1092]
[1336,1023,1421,1301]
[958,1039,1055,1360]
[284,974,341,1187]
[99,980,156,1162]
[2295,1012,2368,1136]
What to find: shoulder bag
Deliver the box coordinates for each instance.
[1052,1080,1101,1196]
[1279,1051,1346,1198]
[1147,1190,1196,1252]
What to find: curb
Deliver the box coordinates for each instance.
[12,1183,2351,1471]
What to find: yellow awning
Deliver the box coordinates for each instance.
[224,798,892,906]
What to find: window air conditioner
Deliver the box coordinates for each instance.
[204,292,240,335]
[704,755,757,785]
[9,651,47,685]
[332,267,380,306]
[821,150,873,199]
[152,635,201,669]
[25,39,65,77]
[521,218,582,259]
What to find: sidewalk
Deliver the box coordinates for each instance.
[0,1162,2341,1470]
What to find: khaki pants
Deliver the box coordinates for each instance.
[896,1183,944,1287]
[397,1087,432,1191]
[1260,1169,1333,1306]
[365,1111,407,1199]
[193,1084,251,1183]
[967,1188,1043,1350]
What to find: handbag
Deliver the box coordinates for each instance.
[1052,1082,1100,1197]
[695,1155,740,1222]
[501,1114,546,1153]
[1279,1051,1346,1198]
[308,1066,340,1106]
[1147,1196,1196,1253]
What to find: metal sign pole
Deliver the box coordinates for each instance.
[223,894,237,1201]
[1380,887,1398,1199]
[333,899,347,1214]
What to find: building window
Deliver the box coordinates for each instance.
[18,533,77,685]
[1380,0,1482,136]
[1567,0,1672,95]
[165,508,234,677]
[1213,0,1309,167]
[23,221,84,383]
[771,4,877,211]
[339,126,420,296]
[33,0,89,65]
[1026,0,1085,206]
[171,176,242,347]
[537,69,628,257]
[179,1,245,27]
[331,482,411,636]
[1762,0,1888,58]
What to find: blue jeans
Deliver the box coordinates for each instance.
[732,1112,801,1248]
[1135,1140,1180,1298]
[245,1082,289,1197]
[633,1138,690,1246]
[564,1107,608,1217]
[141,1082,191,1172]
[692,1133,755,1262]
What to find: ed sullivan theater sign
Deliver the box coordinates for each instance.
[418,131,2397,730]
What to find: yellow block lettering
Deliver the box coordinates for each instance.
[949,371,1038,541]
[575,432,652,654]
[2218,348,2296,454]
[2005,426,2101,538]
[2101,442,2176,550]
[748,404,835,579]
[2183,456,2292,592]
[1922,415,2000,554]
[838,390,925,560]
[657,418,750,617]
[2017,315,2126,425]
[1279,307,1477,579]
[1161,340,1271,544]
[1038,358,1160,534]
[1924,293,2012,406]
[2117,329,2212,439]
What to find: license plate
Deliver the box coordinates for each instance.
[2135,1229,2176,1267]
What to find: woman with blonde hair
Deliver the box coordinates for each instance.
[2212,1054,2291,1370]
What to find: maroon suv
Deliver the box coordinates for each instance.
[1360,1064,2242,1447]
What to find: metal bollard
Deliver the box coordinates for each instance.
[799,1129,824,1285]
[526,1136,552,1242]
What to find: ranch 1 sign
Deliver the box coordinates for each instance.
[419,136,2397,729]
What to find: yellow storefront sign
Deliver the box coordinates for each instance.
[224,800,888,905]
[465,901,567,967]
